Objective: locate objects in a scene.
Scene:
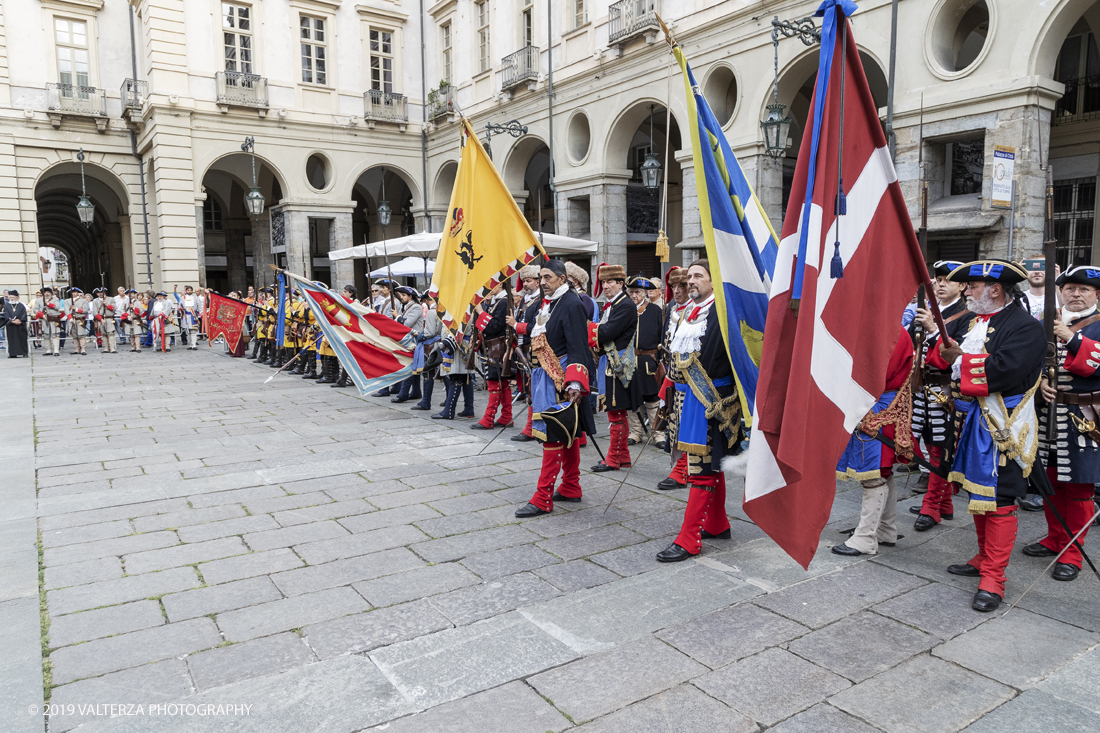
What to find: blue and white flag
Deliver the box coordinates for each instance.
[674,46,779,426]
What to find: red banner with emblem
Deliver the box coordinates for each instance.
[207,293,248,353]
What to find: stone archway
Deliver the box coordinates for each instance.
[601,101,684,278]
[200,153,286,292]
[34,161,130,292]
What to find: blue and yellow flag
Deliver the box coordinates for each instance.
[675,47,779,426]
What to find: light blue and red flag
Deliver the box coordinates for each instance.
[284,271,416,395]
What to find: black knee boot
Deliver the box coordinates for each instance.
[291,352,307,375]
[412,376,434,410]
[270,347,285,368]
[332,365,351,388]
[316,356,333,384]
[249,339,261,359]
[302,355,320,379]
[432,378,459,419]
[458,379,475,418]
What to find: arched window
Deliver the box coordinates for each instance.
[203,197,223,231]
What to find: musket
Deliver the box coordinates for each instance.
[913,95,927,394]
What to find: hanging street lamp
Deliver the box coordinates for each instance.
[762,16,819,159]
[641,104,662,192]
[241,136,266,218]
[75,148,95,227]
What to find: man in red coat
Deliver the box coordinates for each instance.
[832,329,917,556]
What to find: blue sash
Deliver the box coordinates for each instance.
[598,347,633,394]
[411,334,440,372]
[676,376,732,454]
[836,390,897,481]
[950,393,1025,510]
[530,356,569,441]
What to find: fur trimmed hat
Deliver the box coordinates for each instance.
[664,266,686,302]
[519,264,541,280]
[593,262,625,298]
[565,260,589,288]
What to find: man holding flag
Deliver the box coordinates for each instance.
[656,261,743,561]
[658,20,779,556]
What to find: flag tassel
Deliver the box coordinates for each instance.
[832,182,846,279]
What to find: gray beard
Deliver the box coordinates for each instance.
[966,289,998,315]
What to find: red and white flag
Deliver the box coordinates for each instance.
[743,3,924,569]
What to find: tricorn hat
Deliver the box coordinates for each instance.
[932,260,964,278]
[541,400,580,448]
[947,260,1028,285]
[627,274,657,290]
[1056,265,1100,290]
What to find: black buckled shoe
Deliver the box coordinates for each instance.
[948,563,981,577]
[515,503,551,518]
[972,590,1002,612]
[656,543,695,563]
[591,462,618,472]
[908,505,921,515]
[511,433,534,442]
[470,423,492,430]
[831,544,863,556]
[1022,542,1057,557]
[410,404,431,411]
[1053,563,1080,581]
[1018,496,1044,512]
[552,492,581,503]
[879,535,904,547]
[702,528,731,539]
[657,477,687,490]
[914,514,938,532]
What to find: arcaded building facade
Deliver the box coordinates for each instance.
[0,0,1096,297]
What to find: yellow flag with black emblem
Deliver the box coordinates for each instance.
[429,118,546,338]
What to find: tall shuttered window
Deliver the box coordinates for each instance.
[370,29,394,93]
[441,23,452,83]
[55,19,89,89]
[222,4,253,74]
[300,16,327,85]
[476,1,490,74]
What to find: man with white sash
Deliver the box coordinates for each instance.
[927,259,1045,612]
[511,260,595,517]
[655,260,742,562]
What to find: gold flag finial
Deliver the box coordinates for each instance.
[655,13,675,47]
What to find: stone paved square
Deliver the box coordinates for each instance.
[5,350,1100,732]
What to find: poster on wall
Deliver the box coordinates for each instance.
[991,145,1015,209]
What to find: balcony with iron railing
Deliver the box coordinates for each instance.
[1054,75,1100,125]
[121,79,148,110]
[502,45,539,91]
[47,82,106,117]
[364,89,409,127]
[46,82,107,130]
[429,84,457,122]
[608,0,660,45]
[215,71,269,113]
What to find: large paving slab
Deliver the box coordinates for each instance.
[370,611,578,709]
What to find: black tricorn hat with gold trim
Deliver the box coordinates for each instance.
[947,259,1027,285]
[541,400,580,448]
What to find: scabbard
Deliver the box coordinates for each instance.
[872,433,951,479]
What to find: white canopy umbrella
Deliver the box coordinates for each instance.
[328,231,598,262]
[369,256,435,278]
